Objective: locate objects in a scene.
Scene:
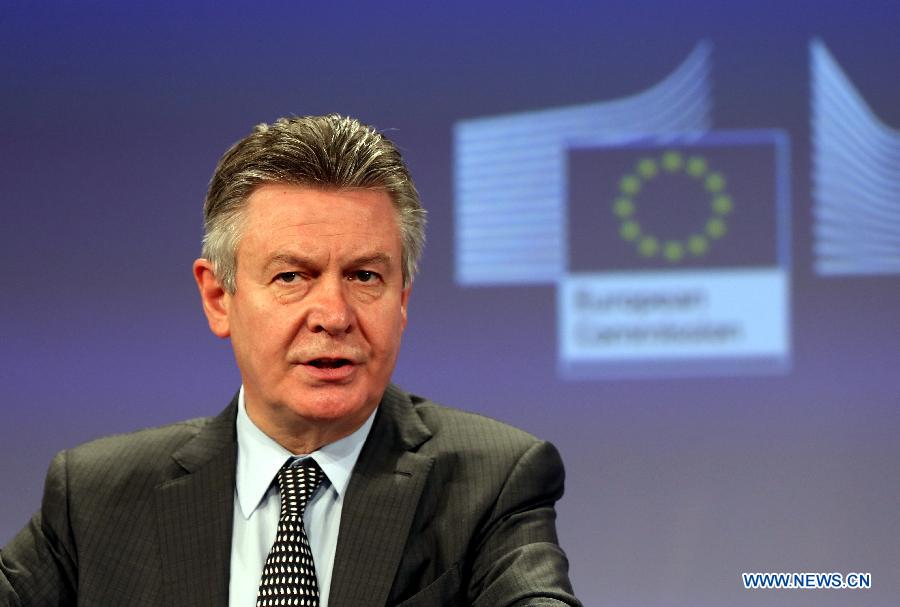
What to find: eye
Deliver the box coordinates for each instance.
[276,272,298,283]
[349,270,379,283]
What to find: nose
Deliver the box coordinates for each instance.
[305,276,355,335]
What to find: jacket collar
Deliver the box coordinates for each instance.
[152,385,434,607]
[155,395,238,607]
[328,384,436,606]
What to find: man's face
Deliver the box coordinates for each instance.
[208,184,410,443]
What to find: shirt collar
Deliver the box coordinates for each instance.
[234,385,377,519]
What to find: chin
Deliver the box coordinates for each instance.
[290,388,375,424]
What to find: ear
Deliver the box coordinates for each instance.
[399,282,411,331]
[193,258,231,338]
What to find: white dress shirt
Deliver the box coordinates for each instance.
[228,387,376,607]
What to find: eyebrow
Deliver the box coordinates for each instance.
[348,253,393,268]
[263,252,315,274]
[263,251,394,273]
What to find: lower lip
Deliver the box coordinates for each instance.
[300,363,357,382]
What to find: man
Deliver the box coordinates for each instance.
[1,114,580,606]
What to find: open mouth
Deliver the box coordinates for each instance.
[307,358,352,369]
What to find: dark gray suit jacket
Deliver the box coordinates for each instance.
[1,385,580,606]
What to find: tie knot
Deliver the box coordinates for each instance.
[275,458,325,519]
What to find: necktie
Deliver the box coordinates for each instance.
[256,458,326,607]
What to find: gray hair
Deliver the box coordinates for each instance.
[202,114,426,293]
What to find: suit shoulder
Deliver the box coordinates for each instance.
[399,392,567,513]
[69,416,209,457]
[60,416,213,483]
[406,392,545,459]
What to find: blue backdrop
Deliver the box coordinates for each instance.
[3,2,899,605]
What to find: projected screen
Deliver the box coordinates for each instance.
[2,3,899,606]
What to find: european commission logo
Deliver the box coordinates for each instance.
[605,150,734,264]
[561,132,789,378]
[453,43,792,379]
[567,136,785,274]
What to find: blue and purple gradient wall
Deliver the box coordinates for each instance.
[3,2,899,605]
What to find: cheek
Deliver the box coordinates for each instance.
[374,311,407,358]
[357,309,387,344]
[234,302,301,356]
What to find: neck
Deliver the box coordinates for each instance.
[244,398,370,455]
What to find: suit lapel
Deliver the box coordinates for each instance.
[329,385,434,607]
[154,399,238,607]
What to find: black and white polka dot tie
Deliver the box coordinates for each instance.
[256,458,326,607]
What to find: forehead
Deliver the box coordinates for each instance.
[238,184,402,258]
